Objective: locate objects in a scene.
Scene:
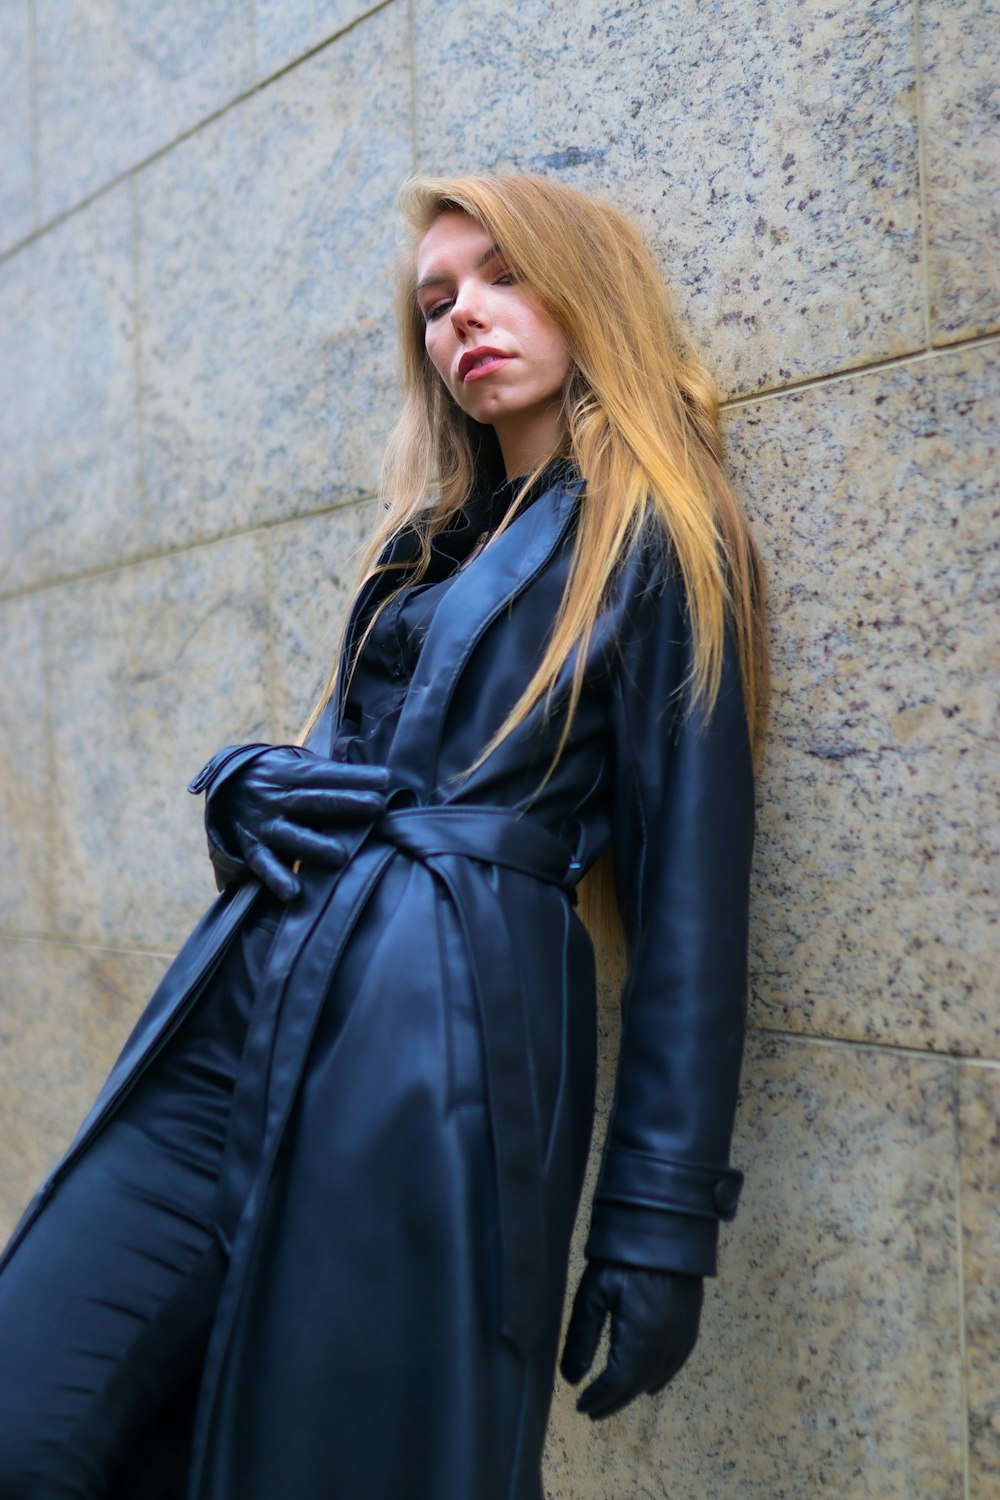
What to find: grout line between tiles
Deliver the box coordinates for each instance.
[2,324,997,608]
[129,176,148,542]
[261,525,279,743]
[39,594,57,935]
[721,330,999,411]
[952,1069,972,1500]
[0,931,176,960]
[746,1023,1000,1070]
[0,0,401,268]
[4,942,992,1065]
[0,494,379,605]
[911,0,935,351]
[27,0,39,229]
[248,0,258,82]
[407,0,419,173]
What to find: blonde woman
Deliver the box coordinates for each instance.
[0,173,767,1500]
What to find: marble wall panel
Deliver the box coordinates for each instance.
[0,0,33,253]
[546,1029,966,1499]
[0,936,170,1242]
[46,535,272,950]
[724,343,999,1058]
[0,182,139,595]
[255,0,389,80]
[34,0,255,224]
[413,0,924,396]
[0,593,50,933]
[265,499,377,740]
[136,4,411,557]
[0,256,33,593]
[960,1063,1000,1494]
[921,0,1000,342]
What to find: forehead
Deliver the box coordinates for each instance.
[415,209,495,278]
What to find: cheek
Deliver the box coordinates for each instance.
[424,331,451,386]
[536,330,571,388]
[548,337,572,382]
[518,306,569,383]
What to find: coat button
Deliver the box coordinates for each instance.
[713,1178,740,1214]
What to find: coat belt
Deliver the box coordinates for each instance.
[212,804,581,1357]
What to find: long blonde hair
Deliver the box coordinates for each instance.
[301,172,768,958]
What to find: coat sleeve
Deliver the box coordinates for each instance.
[583,540,756,1278]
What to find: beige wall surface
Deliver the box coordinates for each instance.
[1,1,997,1494]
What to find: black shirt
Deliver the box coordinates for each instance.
[331,459,570,766]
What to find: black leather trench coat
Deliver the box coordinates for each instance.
[0,471,755,1500]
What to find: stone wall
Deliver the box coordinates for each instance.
[1,2,996,1494]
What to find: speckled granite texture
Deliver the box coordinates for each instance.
[0,594,50,932]
[0,1,33,253]
[35,0,256,223]
[547,1023,970,1498]
[255,0,382,80]
[413,0,926,395]
[0,939,170,1234]
[0,182,138,595]
[0,0,996,1491]
[136,3,410,557]
[921,0,1000,341]
[267,499,378,736]
[46,534,272,950]
[960,1065,1000,1491]
[725,342,1000,1059]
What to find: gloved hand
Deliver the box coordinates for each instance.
[559,1260,703,1420]
[190,744,391,901]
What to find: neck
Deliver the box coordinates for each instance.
[493,403,567,479]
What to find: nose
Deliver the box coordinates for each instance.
[450,280,489,337]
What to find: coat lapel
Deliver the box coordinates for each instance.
[386,476,583,794]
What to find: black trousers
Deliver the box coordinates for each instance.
[0,900,285,1499]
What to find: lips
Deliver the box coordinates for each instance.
[458,346,512,382]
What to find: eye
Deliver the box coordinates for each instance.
[424,298,452,323]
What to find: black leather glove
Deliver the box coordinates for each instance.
[559,1261,703,1420]
[189,744,390,901]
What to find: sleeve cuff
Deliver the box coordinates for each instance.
[584,1201,721,1277]
[188,742,275,891]
[187,742,275,796]
[594,1147,744,1221]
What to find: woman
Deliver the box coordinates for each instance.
[0,173,766,1499]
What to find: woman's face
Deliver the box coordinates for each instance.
[415,209,572,477]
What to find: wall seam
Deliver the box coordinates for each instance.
[952,1064,972,1500]
[26,0,39,229]
[129,176,148,544]
[0,325,996,608]
[262,527,279,742]
[407,0,419,171]
[0,495,377,605]
[248,0,258,82]
[911,0,935,350]
[743,1023,1000,1069]
[0,931,176,960]
[0,0,401,270]
[39,592,57,935]
[722,329,999,411]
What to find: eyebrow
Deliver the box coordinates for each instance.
[415,242,503,297]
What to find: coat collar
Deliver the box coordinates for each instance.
[384,472,583,793]
[340,460,575,702]
[320,467,582,758]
